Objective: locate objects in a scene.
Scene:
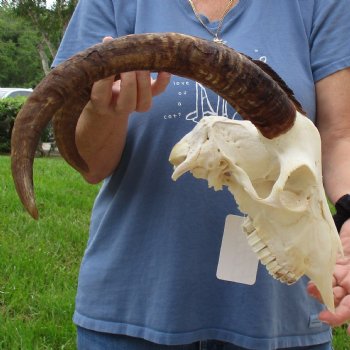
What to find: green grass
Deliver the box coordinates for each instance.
[333,326,350,349]
[0,155,99,349]
[1,155,350,349]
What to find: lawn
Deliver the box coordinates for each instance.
[0,155,350,349]
[0,156,98,349]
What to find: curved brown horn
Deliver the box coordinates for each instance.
[11,32,299,219]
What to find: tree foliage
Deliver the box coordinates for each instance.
[0,8,43,87]
[0,0,77,87]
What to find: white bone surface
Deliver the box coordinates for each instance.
[169,113,342,311]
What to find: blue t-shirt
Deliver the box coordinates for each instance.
[53,1,350,348]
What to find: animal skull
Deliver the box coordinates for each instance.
[9,31,339,310]
[169,113,342,311]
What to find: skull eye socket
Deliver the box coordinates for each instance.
[280,165,315,211]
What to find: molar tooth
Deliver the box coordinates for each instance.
[267,260,282,274]
[276,269,297,284]
[247,230,260,246]
[242,218,255,234]
[277,269,289,280]
[260,253,275,265]
[246,226,301,285]
[280,272,297,284]
[251,240,265,253]
[246,230,266,252]
[258,247,271,260]
[266,260,277,271]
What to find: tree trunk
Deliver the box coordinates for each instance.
[42,32,57,58]
[37,41,50,75]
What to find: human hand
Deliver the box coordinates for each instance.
[307,218,350,334]
[86,36,171,120]
[75,36,171,183]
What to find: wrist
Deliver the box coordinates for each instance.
[333,194,350,232]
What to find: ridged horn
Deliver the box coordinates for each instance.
[11,32,299,219]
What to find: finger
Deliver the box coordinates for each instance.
[307,282,347,308]
[319,308,349,327]
[151,72,172,96]
[111,78,122,104]
[307,282,323,302]
[102,36,114,43]
[135,71,152,112]
[333,264,350,291]
[116,71,138,115]
[334,286,347,307]
[90,76,116,109]
[318,297,350,327]
[335,257,350,267]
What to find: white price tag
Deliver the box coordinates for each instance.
[217,214,259,285]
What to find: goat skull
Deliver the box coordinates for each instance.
[169,113,342,311]
[10,31,340,310]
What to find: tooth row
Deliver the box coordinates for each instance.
[243,219,299,285]
[242,218,255,235]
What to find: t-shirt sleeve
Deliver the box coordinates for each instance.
[52,0,119,67]
[310,0,350,82]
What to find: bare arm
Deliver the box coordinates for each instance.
[75,38,171,184]
[308,67,350,332]
[316,67,350,203]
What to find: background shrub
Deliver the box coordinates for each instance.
[0,96,26,153]
[0,96,54,154]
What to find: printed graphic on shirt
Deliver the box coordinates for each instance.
[185,83,235,122]
[163,49,268,125]
[164,79,238,123]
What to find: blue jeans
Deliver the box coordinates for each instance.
[77,327,332,350]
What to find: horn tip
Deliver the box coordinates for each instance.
[28,205,39,220]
